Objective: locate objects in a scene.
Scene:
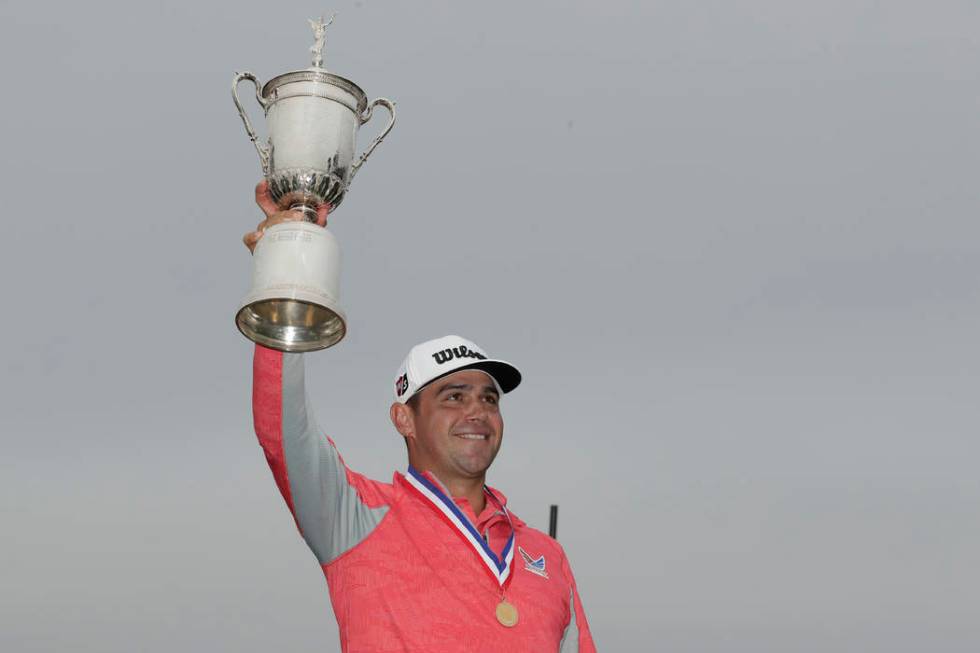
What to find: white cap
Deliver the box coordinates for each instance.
[393,335,522,403]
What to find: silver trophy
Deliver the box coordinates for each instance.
[232,15,395,352]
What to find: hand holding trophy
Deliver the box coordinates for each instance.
[233,15,395,352]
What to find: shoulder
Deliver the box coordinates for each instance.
[514,523,570,568]
[339,465,396,508]
[514,522,560,550]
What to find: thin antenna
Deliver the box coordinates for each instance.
[548,504,559,539]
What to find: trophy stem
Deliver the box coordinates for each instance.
[288,201,321,224]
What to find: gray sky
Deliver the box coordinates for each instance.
[2,1,980,651]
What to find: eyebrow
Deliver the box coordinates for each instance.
[435,382,499,397]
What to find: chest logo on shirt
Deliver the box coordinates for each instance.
[518,546,549,579]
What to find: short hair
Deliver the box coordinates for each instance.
[406,392,422,414]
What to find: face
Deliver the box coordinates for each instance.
[396,369,504,482]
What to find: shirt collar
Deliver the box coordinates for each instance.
[400,468,524,527]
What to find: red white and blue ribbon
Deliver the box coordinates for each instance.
[404,466,515,588]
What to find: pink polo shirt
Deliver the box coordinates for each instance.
[252,345,596,652]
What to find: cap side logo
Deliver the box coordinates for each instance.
[431,345,487,365]
[395,373,409,396]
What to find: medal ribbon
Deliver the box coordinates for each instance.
[404,466,515,588]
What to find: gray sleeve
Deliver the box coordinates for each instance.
[559,587,580,653]
[256,347,389,564]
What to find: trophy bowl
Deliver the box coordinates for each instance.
[232,16,395,352]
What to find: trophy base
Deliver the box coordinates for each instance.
[236,221,347,352]
[237,297,346,352]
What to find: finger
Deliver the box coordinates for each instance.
[255,210,303,234]
[243,230,262,254]
[254,180,279,218]
[268,209,306,227]
[316,203,330,227]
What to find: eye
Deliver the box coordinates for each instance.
[445,392,463,402]
[483,394,499,405]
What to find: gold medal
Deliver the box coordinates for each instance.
[495,600,519,627]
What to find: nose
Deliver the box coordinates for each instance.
[463,397,489,421]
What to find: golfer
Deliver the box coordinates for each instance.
[244,181,596,652]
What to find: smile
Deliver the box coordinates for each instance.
[455,433,489,440]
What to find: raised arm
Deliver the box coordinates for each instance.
[252,344,391,564]
[245,180,391,564]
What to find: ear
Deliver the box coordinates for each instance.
[390,402,416,440]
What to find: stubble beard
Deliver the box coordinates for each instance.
[449,447,498,479]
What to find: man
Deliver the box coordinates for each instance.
[244,181,596,652]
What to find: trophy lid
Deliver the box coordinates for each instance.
[261,70,368,112]
[259,14,368,114]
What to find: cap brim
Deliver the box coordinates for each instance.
[460,360,522,394]
[416,359,522,397]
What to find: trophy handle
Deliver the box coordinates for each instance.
[349,98,396,181]
[232,72,272,175]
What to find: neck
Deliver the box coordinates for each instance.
[446,476,487,515]
[418,467,487,515]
